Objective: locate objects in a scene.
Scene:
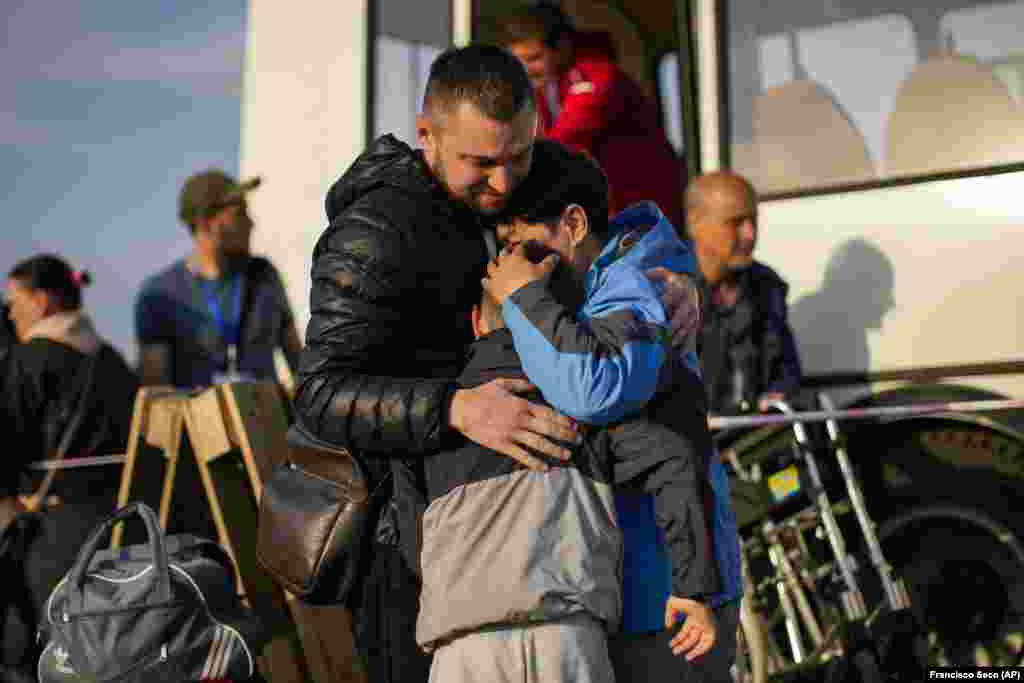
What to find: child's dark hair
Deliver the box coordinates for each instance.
[499,139,610,241]
[8,254,91,311]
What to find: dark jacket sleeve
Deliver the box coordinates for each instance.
[292,189,457,457]
[606,377,720,601]
[1,344,44,488]
[758,279,802,398]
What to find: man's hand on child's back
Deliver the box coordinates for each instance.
[646,268,701,348]
[483,242,559,305]
[665,596,717,661]
[449,378,579,471]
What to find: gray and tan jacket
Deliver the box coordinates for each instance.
[416,327,715,651]
[416,329,621,652]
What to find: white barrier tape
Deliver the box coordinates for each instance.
[25,454,126,471]
[21,398,1024,465]
[708,398,1024,432]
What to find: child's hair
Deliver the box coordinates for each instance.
[8,253,91,311]
[478,287,505,332]
[498,139,610,241]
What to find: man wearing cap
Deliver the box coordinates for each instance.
[135,169,302,389]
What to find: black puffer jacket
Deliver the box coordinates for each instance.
[294,134,490,459]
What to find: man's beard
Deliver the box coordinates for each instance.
[429,154,505,216]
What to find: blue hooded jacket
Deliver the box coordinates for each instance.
[502,202,742,631]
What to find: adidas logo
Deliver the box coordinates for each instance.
[53,645,75,675]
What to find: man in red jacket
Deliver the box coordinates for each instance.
[499,3,687,230]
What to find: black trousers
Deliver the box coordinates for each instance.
[609,600,741,683]
[350,543,432,683]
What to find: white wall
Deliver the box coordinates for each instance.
[238,0,369,336]
[756,170,1024,398]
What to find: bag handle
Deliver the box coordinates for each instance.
[68,502,172,611]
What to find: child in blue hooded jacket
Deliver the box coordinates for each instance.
[485,139,743,677]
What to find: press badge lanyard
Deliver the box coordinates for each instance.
[198,273,242,374]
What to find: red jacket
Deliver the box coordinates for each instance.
[538,32,686,229]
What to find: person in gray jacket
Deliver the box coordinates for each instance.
[418,290,715,683]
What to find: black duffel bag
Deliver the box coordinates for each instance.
[38,502,268,682]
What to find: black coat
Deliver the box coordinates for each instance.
[1,339,137,504]
[293,135,490,460]
[292,134,494,588]
[699,261,802,414]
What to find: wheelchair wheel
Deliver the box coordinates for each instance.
[880,503,1024,667]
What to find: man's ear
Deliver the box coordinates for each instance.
[417,113,442,157]
[470,304,484,339]
[561,204,589,244]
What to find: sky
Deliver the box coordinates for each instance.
[1,0,247,362]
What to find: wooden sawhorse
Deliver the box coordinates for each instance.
[112,382,364,683]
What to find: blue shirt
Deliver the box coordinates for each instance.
[135,257,294,389]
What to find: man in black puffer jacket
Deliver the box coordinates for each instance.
[293,45,704,683]
[292,46,581,683]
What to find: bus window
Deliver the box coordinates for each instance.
[725,0,1024,196]
[372,0,451,144]
[942,2,1024,105]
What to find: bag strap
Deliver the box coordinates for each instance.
[23,345,102,510]
[67,502,172,612]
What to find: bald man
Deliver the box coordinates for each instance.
[686,172,802,414]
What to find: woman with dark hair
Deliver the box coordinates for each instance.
[2,254,138,490]
[1,254,138,672]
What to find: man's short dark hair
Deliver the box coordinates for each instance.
[499,139,610,241]
[423,45,535,122]
[497,2,575,48]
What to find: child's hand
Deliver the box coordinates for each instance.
[483,242,559,304]
[665,596,717,661]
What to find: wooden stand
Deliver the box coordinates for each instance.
[112,382,365,683]
[111,387,193,547]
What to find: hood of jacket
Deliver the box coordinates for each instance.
[24,310,102,355]
[324,134,438,223]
